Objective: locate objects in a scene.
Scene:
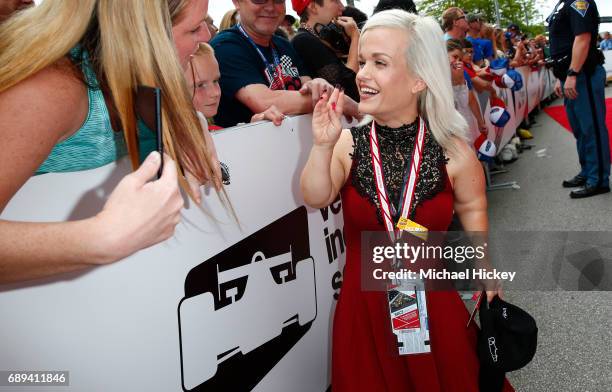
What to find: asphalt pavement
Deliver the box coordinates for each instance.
[488,87,612,392]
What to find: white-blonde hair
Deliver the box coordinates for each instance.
[361,9,468,150]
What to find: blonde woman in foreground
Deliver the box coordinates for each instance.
[301,10,512,391]
[0,0,217,284]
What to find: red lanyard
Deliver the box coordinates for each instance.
[369,118,426,243]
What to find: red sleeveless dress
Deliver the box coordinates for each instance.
[332,122,514,392]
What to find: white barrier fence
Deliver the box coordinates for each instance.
[605,50,612,81]
[0,116,345,392]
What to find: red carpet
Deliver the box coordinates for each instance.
[544,98,612,152]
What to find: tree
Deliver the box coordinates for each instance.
[416,0,548,35]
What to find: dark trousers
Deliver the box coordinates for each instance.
[562,65,610,187]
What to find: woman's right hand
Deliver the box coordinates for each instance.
[336,16,359,40]
[312,87,345,149]
[93,151,184,263]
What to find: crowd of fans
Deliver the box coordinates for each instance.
[193,0,562,159]
[2,0,606,154]
[195,1,590,161]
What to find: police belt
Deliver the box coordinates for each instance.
[549,54,571,79]
[550,54,570,64]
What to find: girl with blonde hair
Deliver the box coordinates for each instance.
[481,22,498,59]
[186,42,286,130]
[301,10,512,391]
[0,0,218,284]
[495,28,509,58]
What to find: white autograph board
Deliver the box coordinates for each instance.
[0,115,346,392]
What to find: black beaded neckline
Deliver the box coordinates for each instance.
[349,120,448,225]
[374,120,419,135]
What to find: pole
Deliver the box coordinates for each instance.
[494,0,501,27]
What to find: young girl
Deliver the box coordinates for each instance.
[187,42,286,129]
[447,38,487,146]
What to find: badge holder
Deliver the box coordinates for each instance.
[387,220,431,356]
[371,118,432,355]
[387,275,431,355]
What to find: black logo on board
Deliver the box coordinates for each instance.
[178,207,317,391]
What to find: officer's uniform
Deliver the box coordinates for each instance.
[547,0,609,195]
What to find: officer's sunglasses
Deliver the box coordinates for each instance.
[250,0,285,4]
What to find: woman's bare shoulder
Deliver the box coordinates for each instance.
[445,136,479,181]
[0,58,90,210]
[1,57,89,138]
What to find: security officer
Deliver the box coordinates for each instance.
[548,0,609,198]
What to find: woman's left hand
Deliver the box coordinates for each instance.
[485,285,504,303]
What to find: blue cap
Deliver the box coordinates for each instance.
[507,23,520,31]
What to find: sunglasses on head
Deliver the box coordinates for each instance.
[456,15,466,20]
[250,0,285,4]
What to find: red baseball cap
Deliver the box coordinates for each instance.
[292,0,312,15]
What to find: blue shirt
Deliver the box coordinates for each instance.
[466,36,485,62]
[464,70,474,90]
[477,38,494,59]
[211,26,308,127]
[37,47,156,174]
[600,39,612,51]
[548,0,600,57]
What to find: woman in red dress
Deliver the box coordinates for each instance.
[301,10,513,392]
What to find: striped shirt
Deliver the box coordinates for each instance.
[36,48,155,174]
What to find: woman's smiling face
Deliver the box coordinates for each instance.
[356,28,422,125]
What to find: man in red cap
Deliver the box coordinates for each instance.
[290,0,360,101]
[210,0,358,127]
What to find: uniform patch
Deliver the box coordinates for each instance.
[570,0,589,17]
